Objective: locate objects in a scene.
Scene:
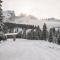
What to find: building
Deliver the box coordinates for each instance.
[4,22,35,33]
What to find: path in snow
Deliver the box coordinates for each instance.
[0,39,60,60]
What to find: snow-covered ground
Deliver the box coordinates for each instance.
[0,39,60,60]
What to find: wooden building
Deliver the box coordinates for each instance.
[4,22,35,33]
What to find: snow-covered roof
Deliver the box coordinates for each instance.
[5,33,18,36]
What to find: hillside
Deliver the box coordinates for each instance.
[9,15,60,29]
[3,11,60,29]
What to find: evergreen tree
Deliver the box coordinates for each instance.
[57,29,60,34]
[48,29,53,42]
[27,28,35,40]
[51,28,56,43]
[52,27,55,34]
[57,35,60,45]
[35,26,41,40]
[0,0,3,32]
[3,25,8,33]
[31,30,37,40]
[0,0,6,41]
[30,28,34,40]
[27,31,31,39]
[41,23,47,40]
[22,28,26,39]
[51,27,55,35]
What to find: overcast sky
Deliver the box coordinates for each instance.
[2,0,60,19]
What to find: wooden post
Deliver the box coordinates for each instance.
[13,35,16,41]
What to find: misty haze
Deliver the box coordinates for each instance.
[0,0,60,60]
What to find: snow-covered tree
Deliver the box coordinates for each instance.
[0,0,3,32]
[35,26,41,40]
[22,28,26,39]
[27,28,35,40]
[48,29,53,42]
[41,23,47,40]
[27,31,31,39]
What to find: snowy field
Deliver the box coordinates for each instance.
[0,39,60,60]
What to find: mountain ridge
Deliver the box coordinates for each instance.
[3,10,60,29]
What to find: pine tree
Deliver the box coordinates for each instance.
[35,26,41,40]
[51,28,56,43]
[57,28,60,34]
[41,23,47,40]
[3,24,8,33]
[22,28,26,39]
[0,0,5,41]
[48,29,53,42]
[52,27,55,34]
[27,31,31,39]
[27,28,35,40]
[0,0,3,32]
[51,27,55,36]
[57,35,60,45]
[30,28,34,40]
